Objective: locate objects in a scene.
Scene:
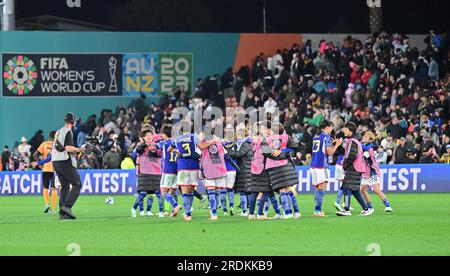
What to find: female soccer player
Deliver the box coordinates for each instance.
[310,121,343,217]
[248,122,282,220]
[170,122,202,221]
[199,131,228,221]
[360,131,393,213]
[131,128,163,218]
[221,125,239,216]
[158,125,181,217]
[264,123,301,219]
[228,127,253,217]
[336,122,373,217]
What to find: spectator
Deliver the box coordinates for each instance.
[387,117,403,140]
[375,147,388,165]
[135,94,147,123]
[393,137,417,164]
[18,137,31,157]
[29,130,44,154]
[419,134,439,163]
[121,154,136,170]
[1,146,10,171]
[103,146,122,169]
[429,55,440,81]
[441,145,450,164]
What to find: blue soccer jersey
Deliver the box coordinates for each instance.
[336,154,344,166]
[310,133,331,169]
[174,133,201,171]
[223,141,238,171]
[158,139,178,174]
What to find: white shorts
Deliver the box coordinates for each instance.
[160,173,177,189]
[204,177,227,189]
[224,171,236,189]
[361,175,380,186]
[335,165,345,182]
[310,168,329,186]
[176,170,199,186]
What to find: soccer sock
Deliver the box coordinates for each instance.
[240,193,248,213]
[43,188,50,206]
[367,202,373,209]
[280,192,292,216]
[133,192,147,210]
[188,193,195,211]
[208,190,217,216]
[336,188,344,205]
[258,193,270,216]
[288,191,300,214]
[227,189,235,208]
[248,193,258,215]
[193,189,203,200]
[215,191,220,207]
[164,193,179,208]
[173,194,178,204]
[182,194,191,217]
[353,191,368,211]
[147,196,154,212]
[264,198,271,214]
[383,199,391,208]
[220,189,228,212]
[270,193,282,216]
[314,190,325,212]
[343,189,352,212]
[51,190,58,210]
[155,190,164,212]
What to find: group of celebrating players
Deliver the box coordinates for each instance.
[129,119,393,222]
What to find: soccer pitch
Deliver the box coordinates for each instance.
[0,194,449,256]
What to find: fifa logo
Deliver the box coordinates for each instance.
[66,0,81,8]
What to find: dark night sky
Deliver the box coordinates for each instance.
[16,0,450,34]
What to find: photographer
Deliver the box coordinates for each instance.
[51,113,86,220]
[78,135,103,169]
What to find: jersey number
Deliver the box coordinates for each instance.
[169,151,176,162]
[312,140,321,153]
[182,143,191,156]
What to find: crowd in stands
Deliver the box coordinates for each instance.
[2,30,450,172]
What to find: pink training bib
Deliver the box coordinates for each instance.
[200,143,227,179]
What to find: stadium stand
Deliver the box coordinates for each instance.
[2,31,450,171]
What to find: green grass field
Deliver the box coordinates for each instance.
[0,193,449,256]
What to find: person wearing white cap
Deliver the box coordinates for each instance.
[18,137,31,156]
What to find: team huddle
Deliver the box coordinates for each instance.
[129,119,393,222]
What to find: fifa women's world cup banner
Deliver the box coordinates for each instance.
[1,53,193,97]
[0,164,450,196]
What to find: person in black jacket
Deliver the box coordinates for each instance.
[336,122,372,217]
[228,127,253,217]
[1,145,10,171]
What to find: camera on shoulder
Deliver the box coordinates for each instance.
[84,136,103,157]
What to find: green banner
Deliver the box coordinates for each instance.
[158,53,193,96]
